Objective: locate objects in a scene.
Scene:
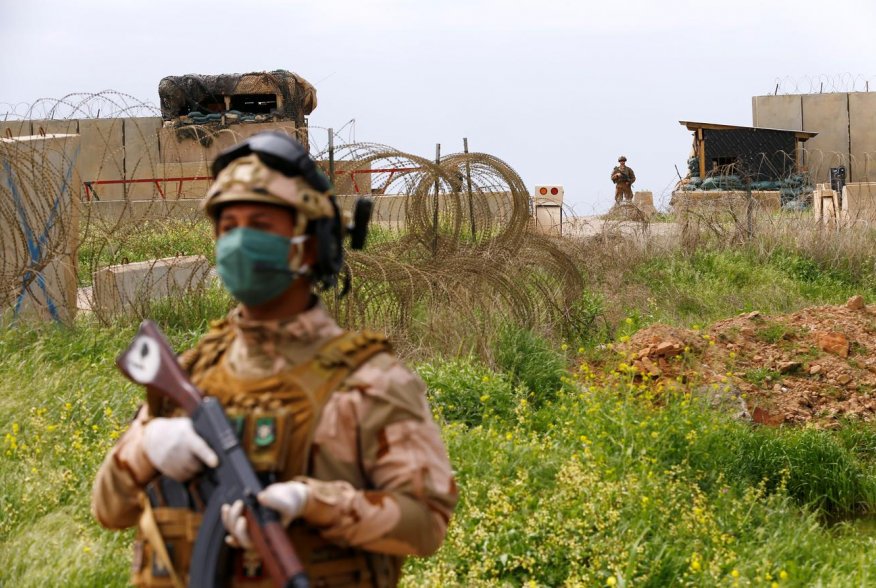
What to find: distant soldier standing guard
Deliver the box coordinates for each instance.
[611,155,636,204]
[92,132,457,587]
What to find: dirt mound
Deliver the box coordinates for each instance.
[606,296,876,428]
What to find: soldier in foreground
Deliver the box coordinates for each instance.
[611,155,636,204]
[92,132,458,587]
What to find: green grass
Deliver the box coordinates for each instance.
[743,367,782,388]
[626,246,876,330]
[404,369,876,586]
[755,320,796,345]
[5,311,876,586]
[493,324,567,406]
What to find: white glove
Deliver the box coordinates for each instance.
[221,482,310,549]
[221,499,254,550]
[258,481,310,525]
[142,417,219,481]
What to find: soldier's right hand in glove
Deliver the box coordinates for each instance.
[142,417,219,481]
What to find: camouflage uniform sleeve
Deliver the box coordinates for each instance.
[91,406,157,529]
[628,167,636,183]
[298,354,457,556]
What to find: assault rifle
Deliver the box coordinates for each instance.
[117,320,309,588]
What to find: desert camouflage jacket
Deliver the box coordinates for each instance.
[92,303,458,560]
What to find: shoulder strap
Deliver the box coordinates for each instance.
[178,318,235,376]
[138,497,185,588]
[296,329,392,409]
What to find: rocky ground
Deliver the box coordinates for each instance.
[600,295,876,427]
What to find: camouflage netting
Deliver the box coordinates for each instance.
[158,70,317,123]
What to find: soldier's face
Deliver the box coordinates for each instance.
[215,202,316,267]
[215,202,298,238]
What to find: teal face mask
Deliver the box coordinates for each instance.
[215,227,298,306]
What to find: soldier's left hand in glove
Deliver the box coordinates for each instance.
[221,481,310,549]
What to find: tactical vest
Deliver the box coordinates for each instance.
[132,318,397,588]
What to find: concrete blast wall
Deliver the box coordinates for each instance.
[753,93,876,183]
[2,117,304,202]
[850,94,876,182]
[0,134,81,323]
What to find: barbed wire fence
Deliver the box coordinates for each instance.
[0,92,591,357]
[768,74,876,95]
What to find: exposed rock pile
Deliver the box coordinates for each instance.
[606,296,876,427]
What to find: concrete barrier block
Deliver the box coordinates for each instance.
[0,133,81,322]
[0,120,34,138]
[79,119,125,200]
[633,191,657,217]
[92,254,211,316]
[32,120,80,136]
[752,95,803,130]
[125,117,163,199]
[842,183,876,222]
[849,94,876,182]
[8,257,78,322]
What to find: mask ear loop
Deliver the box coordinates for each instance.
[287,233,310,276]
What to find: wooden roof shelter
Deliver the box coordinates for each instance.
[680,121,818,181]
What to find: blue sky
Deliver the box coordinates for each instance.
[3,0,875,213]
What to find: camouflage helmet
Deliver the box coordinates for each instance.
[203,132,333,224]
[203,132,348,291]
[618,155,627,162]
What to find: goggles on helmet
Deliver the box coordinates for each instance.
[211,131,331,193]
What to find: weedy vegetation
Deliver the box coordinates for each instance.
[6,201,876,586]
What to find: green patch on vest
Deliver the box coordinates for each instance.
[254,417,276,447]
